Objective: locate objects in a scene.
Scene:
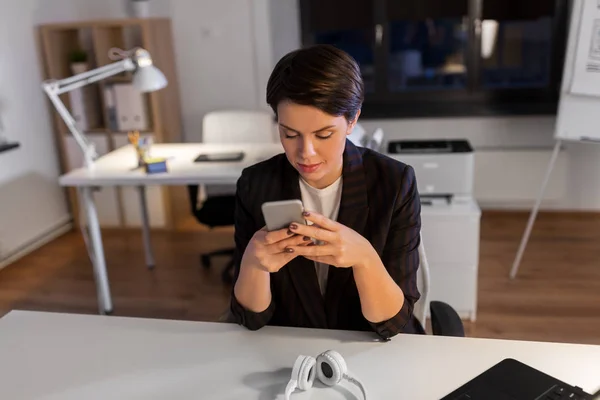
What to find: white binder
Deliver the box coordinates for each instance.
[112,83,149,131]
[68,88,88,132]
[68,86,101,132]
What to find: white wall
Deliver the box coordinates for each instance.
[33,0,170,22]
[560,141,600,210]
[0,0,71,263]
[269,0,301,66]
[357,116,566,210]
[170,0,271,141]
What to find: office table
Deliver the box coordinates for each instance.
[0,310,599,399]
[59,143,284,314]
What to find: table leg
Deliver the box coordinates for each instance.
[138,186,155,269]
[81,187,113,315]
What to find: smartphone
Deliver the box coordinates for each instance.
[261,199,305,231]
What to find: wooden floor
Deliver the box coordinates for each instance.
[1,211,599,345]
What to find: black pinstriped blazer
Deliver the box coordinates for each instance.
[229,139,424,340]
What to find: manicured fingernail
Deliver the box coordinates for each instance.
[284,247,294,253]
[287,229,293,235]
[289,223,298,230]
[303,211,310,217]
[303,236,311,241]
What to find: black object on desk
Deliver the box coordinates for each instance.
[0,142,20,154]
[440,358,593,400]
[387,139,473,154]
[194,151,244,162]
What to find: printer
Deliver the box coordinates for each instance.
[387,139,474,202]
[387,139,481,322]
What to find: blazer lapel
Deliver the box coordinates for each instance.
[325,140,370,325]
[278,140,370,329]
[281,158,328,328]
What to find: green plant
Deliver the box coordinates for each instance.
[69,49,88,63]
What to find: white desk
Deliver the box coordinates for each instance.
[0,311,599,399]
[59,143,284,314]
[59,143,283,187]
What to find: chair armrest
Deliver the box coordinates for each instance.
[429,301,465,337]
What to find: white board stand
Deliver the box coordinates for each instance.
[509,140,562,278]
[510,0,600,278]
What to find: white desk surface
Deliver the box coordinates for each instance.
[59,143,284,187]
[1,311,599,400]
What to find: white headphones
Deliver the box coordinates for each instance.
[284,350,367,400]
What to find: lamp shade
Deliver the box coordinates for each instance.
[133,65,168,92]
[130,48,168,92]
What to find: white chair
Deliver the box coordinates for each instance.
[188,110,277,283]
[203,110,277,144]
[414,232,465,336]
[414,232,431,331]
[200,110,277,198]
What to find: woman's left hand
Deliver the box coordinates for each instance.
[285,211,376,269]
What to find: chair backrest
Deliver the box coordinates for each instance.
[197,110,278,199]
[202,110,277,144]
[414,232,430,332]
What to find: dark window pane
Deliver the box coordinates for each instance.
[385,0,468,92]
[305,0,375,93]
[388,18,469,92]
[481,0,554,89]
[387,0,468,20]
[482,0,555,20]
[314,29,376,93]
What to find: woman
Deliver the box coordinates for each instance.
[229,44,423,340]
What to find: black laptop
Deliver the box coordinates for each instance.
[440,358,595,400]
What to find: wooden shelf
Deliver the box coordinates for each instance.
[105,76,132,83]
[39,18,168,30]
[38,18,183,230]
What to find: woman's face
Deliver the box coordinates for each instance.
[277,100,358,189]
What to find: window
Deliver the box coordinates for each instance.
[480,0,556,89]
[385,0,469,92]
[299,0,569,118]
[304,1,377,93]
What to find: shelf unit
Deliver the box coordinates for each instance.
[37,18,184,229]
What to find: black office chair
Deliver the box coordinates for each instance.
[187,184,236,284]
[428,301,465,336]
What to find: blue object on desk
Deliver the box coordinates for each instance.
[144,159,168,174]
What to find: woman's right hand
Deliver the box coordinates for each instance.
[242,227,310,273]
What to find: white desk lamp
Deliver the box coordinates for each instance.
[42,47,167,169]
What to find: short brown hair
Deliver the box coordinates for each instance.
[266,44,364,122]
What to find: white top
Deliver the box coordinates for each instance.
[299,175,343,296]
[0,311,599,400]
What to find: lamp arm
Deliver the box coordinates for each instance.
[57,59,133,88]
[41,58,135,169]
[43,86,97,169]
[56,59,135,94]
